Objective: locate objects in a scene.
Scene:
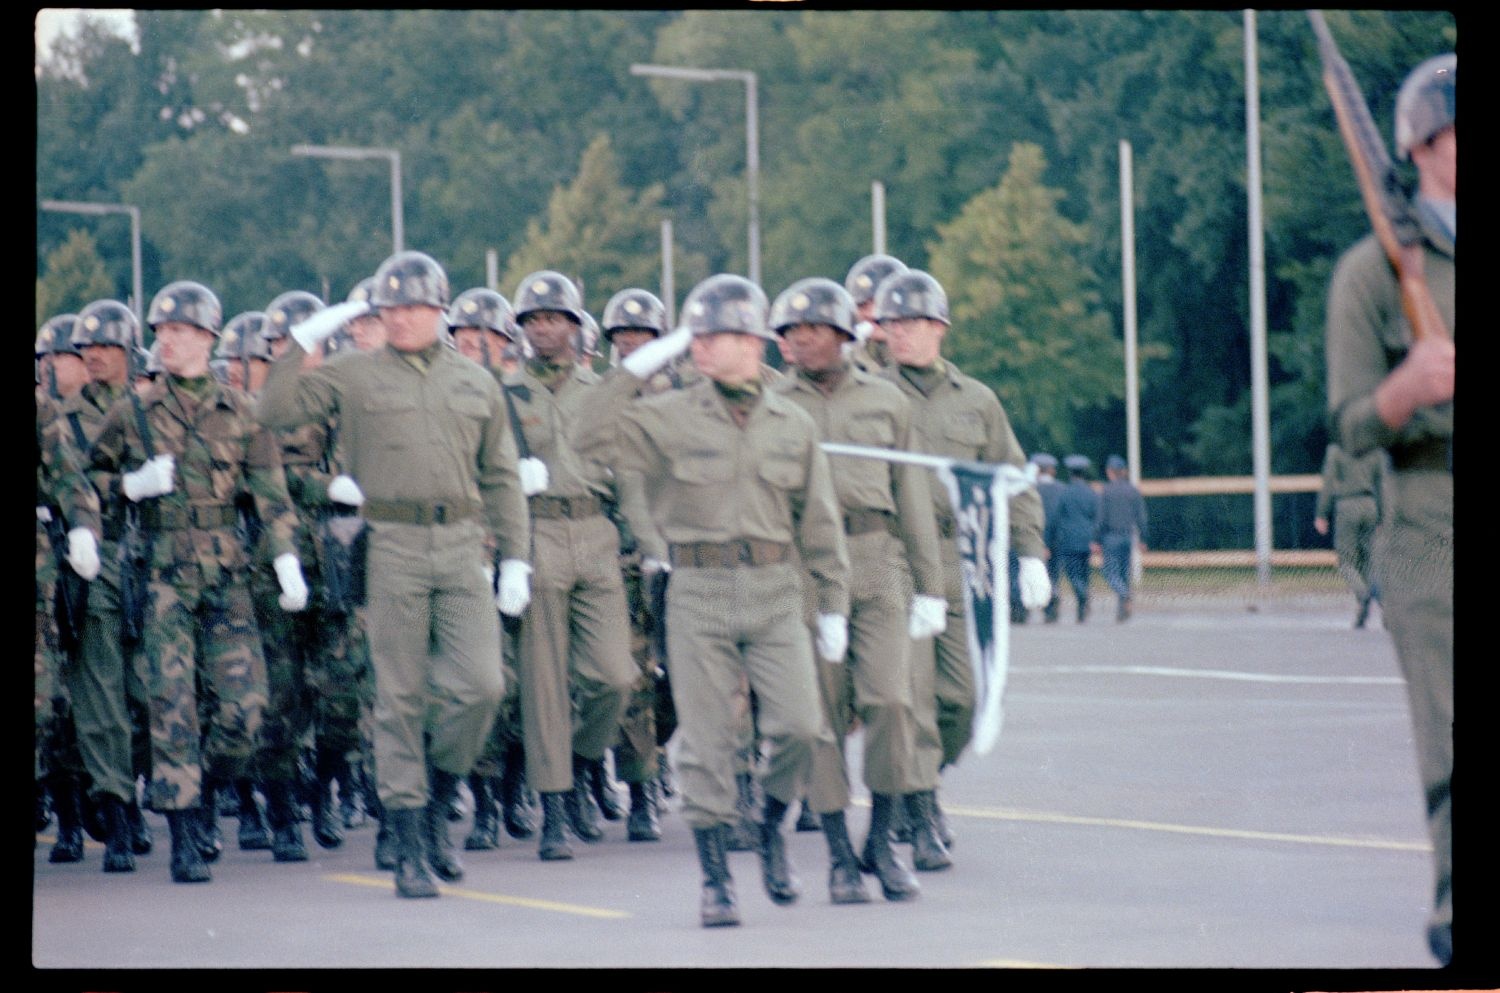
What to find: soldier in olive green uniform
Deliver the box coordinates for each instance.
[843,254,908,374]
[876,269,1052,862]
[507,270,637,859]
[257,250,532,899]
[1325,53,1454,965]
[590,273,850,927]
[89,281,310,884]
[1313,442,1384,628]
[770,276,945,903]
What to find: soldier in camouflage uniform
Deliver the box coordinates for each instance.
[586,273,850,927]
[258,250,531,899]
[875,269,1051,865]
[506,270,638,859]
[843,254,908,374]
[88,280,310,884]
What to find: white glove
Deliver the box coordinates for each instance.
[482,564,496,592]
[1017,556,1052,611]
[907,594,948,640]
[517,457,550,497]
[326,474,365,507]
[66,527,101,581]
[291,299,370,352]
[642,556,672,577]
[496,558,532,617]
[815,612,848,663]
[122,454,176,501]
[274,552,309,612]
[852,319,874,345]
[621,326,692,379]
[37,505,53,524]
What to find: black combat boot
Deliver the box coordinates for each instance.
[693,824,740,927]
[234,778,272,851]
[464,773,500,851]
[311,747,346,850]
[564,754,604,842]
[794,797,819,832]
[125,796,153,855]
[100,794,136,873]
[758,795,800,905]
[726,769,762,852]
[196,777,224,863]
[36,779,51,833]
[389,806,439,899]
[424,768,464,882]
[46,775,85,864]
[537,791,574,861]
[820,810,871,904]
[626,780,662,842]
[590,753,624,822]
[373,801,399,872]
[903,790,952,872]
[657,752,675,798]
[166,807,211,883]
[859,793,920,901]
[264,779,309,863]
[932,789,954,848]
[338,760,367,830]
[499,744,534,839]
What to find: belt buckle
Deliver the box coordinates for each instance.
[736,540,754,566]
[560,497,574,517]
[433,504,448,525]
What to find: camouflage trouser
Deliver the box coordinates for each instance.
[36,528,59,780]
[611,557,662,783]
[908,552,974,778]
[470,617,524,780]
[139,570,268,811]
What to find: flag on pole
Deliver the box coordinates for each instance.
[821,443,1035,757]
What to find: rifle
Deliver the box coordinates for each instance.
[118,357,157,646]
[311,417,367,617]
[1307,10,1451,344]
[45,511,88,659]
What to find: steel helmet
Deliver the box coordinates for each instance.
[577,310,601,357]
[147,281,222,335]
[512,270,584,325]
[770,278,857,338]
[217,312,273,362]
[75,299,142,349]
[372,251,449,309]
[681,274,772,340]
[131,345,152,379]
[601,288,669,339]
[263,291,326,342]
[346,276,378,308]
[446,287,518,340]
[873,269,950,326]
[1395,53,1456,160]
[844,254,908,305]
[36,314,82,357]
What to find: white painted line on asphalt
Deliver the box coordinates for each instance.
[324,872,633,917]
[1012,664,1403,685]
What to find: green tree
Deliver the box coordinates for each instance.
[928,143,1126,457]
[36,230,117,327]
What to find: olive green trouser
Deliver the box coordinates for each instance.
[517,513,635,793]
[909,550,974,780]
[1376,470,1452,951]
[366,519,505,810]
[1333,494,1379,604]
[805,530,919,812]
[667,561,832,830]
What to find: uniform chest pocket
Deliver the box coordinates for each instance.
[942,412,987,448]
[757,454,805,491]
[670,451,734,485]
[447,391,491,421]
[845,412,895,448]
[363,392,419,415]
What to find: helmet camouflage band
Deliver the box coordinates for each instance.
[446,287,518,340]
[844,254,909,305]
[217,312,273,362]
[74,299,142,349]
[146,280,223,335]
[601,288,668,339]
[872,269,950,326]
[681,274,773,340]
[372,251,449,309]
[770,277,857,338]
[512,270,584,325]
[1395,52,1456,160]
[36,314,82,357]
[263,290,326,341]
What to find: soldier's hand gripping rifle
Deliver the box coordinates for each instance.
[1307,10,1451,345]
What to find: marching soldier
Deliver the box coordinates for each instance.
[1313,442,1383,628]
[769,277,943,903]
[843,254,908,373]
[257,250,532,899]
[214,312,273,395]
[507,270,638,858]
[589,273,850,927]
[88,280,310,884]
[875,269,1051,863]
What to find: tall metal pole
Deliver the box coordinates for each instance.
[872,181,887,255]
[40,199,144,325]
[290,144,404,257]
[661,219,676,328]
[486,249,499,291]
[389,150,404,254]
[1244,10,1273,585]
[1119,141,1140,488]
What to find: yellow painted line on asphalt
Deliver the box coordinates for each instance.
[324,873,632,918]
[974,959,1082,969]
[849,800,1429,852]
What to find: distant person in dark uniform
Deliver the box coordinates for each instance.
[1094,454,1147,622]
[1030,453,1063,623]
[1046,455,1098,623]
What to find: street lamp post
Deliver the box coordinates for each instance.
[630,63,759,288]
[41,199,143,324]
[290,144,404,255]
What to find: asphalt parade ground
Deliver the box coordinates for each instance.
[33,588,1479,984]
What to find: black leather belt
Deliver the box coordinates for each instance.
[363,498,479,525]
[669,539,793,569]
[1390,440,1450,473]
[139,503,238,531]
[529,493,605,520]
[934,511,956,539]
[844,508,896,536]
